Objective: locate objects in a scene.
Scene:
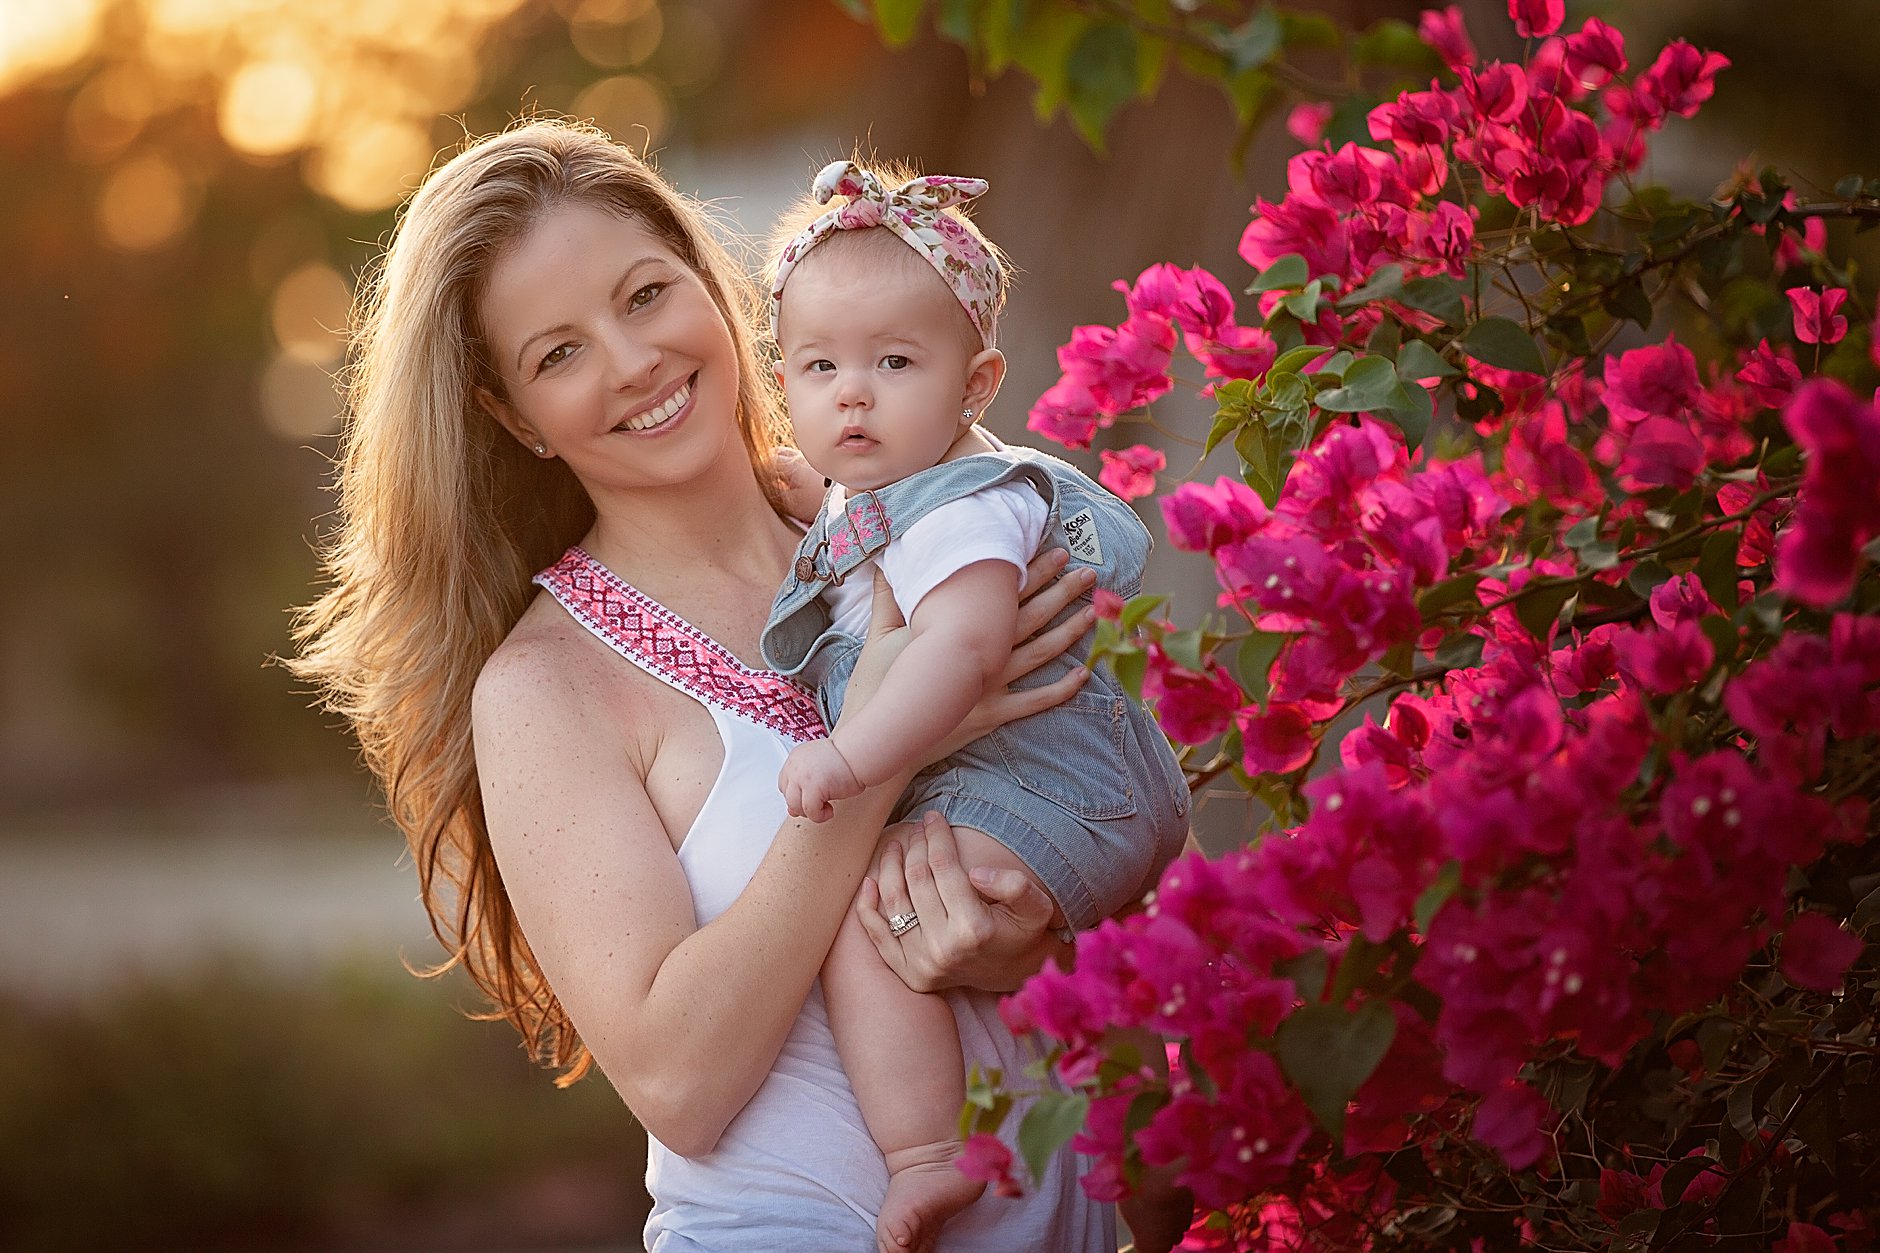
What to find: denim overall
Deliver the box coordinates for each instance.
[760,447,1189,930]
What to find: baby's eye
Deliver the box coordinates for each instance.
[808,359,836,373]
[881,354,910,370]
[628,282,665,309]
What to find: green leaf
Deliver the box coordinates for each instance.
[1119,593,1166,633]
[1277,9,1340,49]
[1418,572,1482,619]
[1414,861,1462,934]
[1578,540,1619,570]
[1399,276,1466,326]
[1337,263,1405,309]
[1278,279,1324,321]
[1460,316,1547,375]
[1013,9,1092,119]
[1516,581,1575,642]
[1626,558,1672,597]
[1381,379,1433,451]
[1697,529,1740,612]
[1110,645,1146,700]
[1221,5,1282,73]
[1163,627,1207,673]
[872,0,928,45]
[1271,343,1327,376]
[1275,1001,1397,1141]
[1017,1091,1089,1184]
[1564,516,1600,548]
[1657,1155,1720,1207]
[1063,22,1140,149]
[1352,18,1440,73]
[1277,948,1329,1002]
[1314,354,1398,412]
[1249,253,1309,293]
[1394,338,1457,382]
[1236,630,1285,704]
[1699,614,1738,666]
[1602,276,1654,329]
[1366,316,1403,357]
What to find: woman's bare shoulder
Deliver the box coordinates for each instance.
[474,592,643,735]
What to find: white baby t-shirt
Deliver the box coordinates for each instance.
[822,481,1050,640]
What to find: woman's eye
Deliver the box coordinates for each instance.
[882,354,909,369]
[539,343,575,370]
[629,282,665,309]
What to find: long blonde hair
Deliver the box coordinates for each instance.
[292,119,787,1082]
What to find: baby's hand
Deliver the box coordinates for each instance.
[780,737,864,822]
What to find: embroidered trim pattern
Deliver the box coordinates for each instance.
[534,547,826,744]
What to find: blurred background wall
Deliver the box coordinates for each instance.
[0,0,1875,1247]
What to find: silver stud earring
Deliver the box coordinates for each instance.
[962,408,975,421]
[533,442,547,455]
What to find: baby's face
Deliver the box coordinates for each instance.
[775,248,980,492]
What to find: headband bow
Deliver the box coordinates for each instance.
[770,160,1003,349]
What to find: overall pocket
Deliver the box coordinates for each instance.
[990,688,1138,820]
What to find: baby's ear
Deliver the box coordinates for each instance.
[772,360,787,389]
[963,348,1006,422]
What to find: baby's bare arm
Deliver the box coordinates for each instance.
[830,560,1020,786]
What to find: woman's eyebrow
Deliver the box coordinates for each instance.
[513,256,665,373]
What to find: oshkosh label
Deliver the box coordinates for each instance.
[1063,507,1103,564]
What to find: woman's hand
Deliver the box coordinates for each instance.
[855,812,1067,993]
[773,445,827,524]
[929,549,1097,762]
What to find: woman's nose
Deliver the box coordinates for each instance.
[600,324,661,390]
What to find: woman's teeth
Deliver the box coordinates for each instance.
[618,379,691,432]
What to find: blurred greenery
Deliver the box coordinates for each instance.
[0,962,648,1251]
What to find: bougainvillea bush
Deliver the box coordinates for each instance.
[855,1,1880,1248]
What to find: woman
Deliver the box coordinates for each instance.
[292,119,1115,1250]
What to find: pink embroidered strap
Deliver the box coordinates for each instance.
[534,547,825,744]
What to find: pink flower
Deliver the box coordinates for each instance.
[1057,317,1176,415]
[1287,100,1333,147]
[1098,444,1166,502]
[1780,913,1863,993]
[1120,264,1235,341]
[956,1133,1022,1197]
[1192,324,1277,382]
[1788,286,1850,345]
[1091,588,1125,620]
[1562,17,1627,88]
[1160,476,1269,553]
[1614,620,1714,695]
[1737,339,1803,409]
[1418,4,1476,69]
[1603,339,1700,428]
[1236,702,1317,774]
[1473,1080,1553,1168]
[1027,374,1107,449]
[1774,1223,1839,1253]
[1775,380,1880,606]
[1649,573,1714,629]
[1142,644,1244,743]
[1638,40,1730,118]
[1616,415,1706,492]
[1507,0,1564,39]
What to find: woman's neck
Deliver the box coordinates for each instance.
[582,462,798,599]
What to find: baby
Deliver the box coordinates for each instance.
[760,161,1191,1252]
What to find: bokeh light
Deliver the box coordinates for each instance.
[0,0,106,90]
[572,73,668,146]
[219,58,320,157]
[572,3,662,69]
[270,262,352,364]
[259,351,343,440]
[96,152,198,252]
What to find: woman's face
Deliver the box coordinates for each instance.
[477,201,742,495]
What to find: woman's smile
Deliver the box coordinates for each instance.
[615,372,697,434]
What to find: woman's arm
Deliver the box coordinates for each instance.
[474,619,908,1157]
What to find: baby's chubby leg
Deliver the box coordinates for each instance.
[821,825,1055,1253]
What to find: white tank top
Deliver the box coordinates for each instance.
[534,548,1116,1253]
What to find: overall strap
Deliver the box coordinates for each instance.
[534,547,825,744]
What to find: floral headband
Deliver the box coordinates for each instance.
[769,160,1003,349]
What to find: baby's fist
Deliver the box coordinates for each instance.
[779,737,863,823]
